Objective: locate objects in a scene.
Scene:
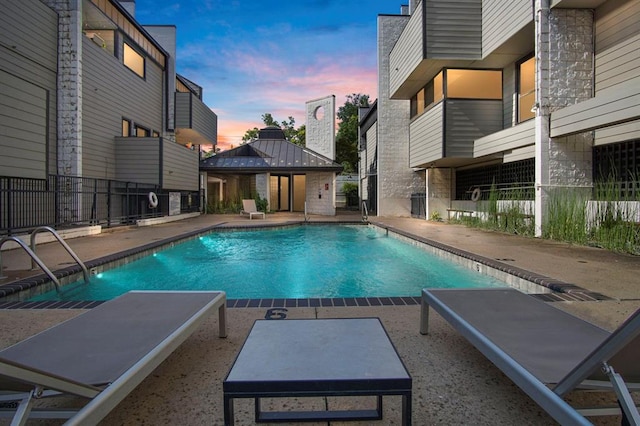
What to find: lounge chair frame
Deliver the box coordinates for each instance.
[240,199,265,220]
[0,290,227,425]
[420,288,640,426]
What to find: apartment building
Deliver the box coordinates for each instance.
[362,0,639,235]
[0,0,217,233]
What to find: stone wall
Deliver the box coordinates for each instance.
[305,96,336,160]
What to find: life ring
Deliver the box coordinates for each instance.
[148,191,159,208]
[470,187,481,202]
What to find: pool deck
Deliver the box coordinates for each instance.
[0,212,638,425]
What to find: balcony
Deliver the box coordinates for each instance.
[389,0,482,99]
[409,99,503,168]
[115,137,200,190]
[175,92,217,146]
[390,0,534,100]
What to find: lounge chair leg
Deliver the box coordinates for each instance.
[420,293,429,335]
[604,363,640,425]
[12,389,36,426]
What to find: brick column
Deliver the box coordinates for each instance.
[534,1,594,236]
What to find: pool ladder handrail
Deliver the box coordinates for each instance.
[361,201,369,223]
[0,236,62,293]
[30,226,90,284]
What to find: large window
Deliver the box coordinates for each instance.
[518,56,536,122]
[123,42,145,78]
[122,118,131,136]
[446,69,502,99]
[411,72,443,117]
[410,69,501,119]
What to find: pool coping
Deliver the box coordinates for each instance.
[0,220,609,308]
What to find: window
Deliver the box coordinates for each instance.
[135,125,149,137]
[123,42,145,78]
[410,71,444,118]
[152,131,160,138]
[446,69,502,99]
[122,119,131,136]
[518,56,536,122]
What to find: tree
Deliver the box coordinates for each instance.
[336,93,369,173]
[242,113,306,146]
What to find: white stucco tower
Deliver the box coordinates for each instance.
[305,95,336,160]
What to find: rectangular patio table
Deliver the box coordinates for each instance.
[223,318,412,425]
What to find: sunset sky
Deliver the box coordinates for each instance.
[133,0,402,151]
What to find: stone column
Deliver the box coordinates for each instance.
[44,0,84,223]
[534,1,594,236]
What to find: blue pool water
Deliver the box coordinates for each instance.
[31,225,505,301]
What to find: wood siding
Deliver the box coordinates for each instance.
[550,83,640,137]
[162,141,199,190]
[482,0,532,57]
[82,38,164,180]
[474,120,535,158]
[503,62,517,128]
[595,0,640,93]
[595,120,640,145]
[175,92,217,143]
[389,10,422,97]
[445,99,504,157]
[115,137,161,185]
[0,0,57,178]
[425,0,482,59]
[410,103,444,167]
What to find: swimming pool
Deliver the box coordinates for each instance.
[31,225,506,301]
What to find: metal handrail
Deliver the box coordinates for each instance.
[30,226,90,284]
[0,236,61,292]
[361,201,369,222]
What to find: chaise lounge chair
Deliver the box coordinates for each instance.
[240,199,265,220]
[0,290,227,425]
[420,288,640,426]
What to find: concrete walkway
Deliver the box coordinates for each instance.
[0,213,638,425]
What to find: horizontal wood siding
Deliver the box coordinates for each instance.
[550,83,640,137]
[175,92,191,128]
[445,100,503,157]
[595,120,640,145]
[410,103,444,167]
[0,0,57,178]
[474,120,535,157]
[595,0,640,93]
[0,70,48,179]
[175,92,217,143]
[389,10,423,97]
[190,96,217,143]
[162,141,199,190]
[503,144,535,162]
[83,39,164,180]
[115,137,161,185]
[482,0,532,57]
[425,0,482,59]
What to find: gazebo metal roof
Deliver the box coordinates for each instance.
[200,128,343,174]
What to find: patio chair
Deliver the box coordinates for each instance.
[420,288,640,426]
[240,199,265,220]
[0,290,227,425]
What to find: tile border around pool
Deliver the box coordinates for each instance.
[0,220,609,307]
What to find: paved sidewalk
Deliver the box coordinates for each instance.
[0,213,638,425]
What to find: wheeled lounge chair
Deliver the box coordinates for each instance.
[240,199,265,220]
[420,288,640,426]
[0,290,227,425]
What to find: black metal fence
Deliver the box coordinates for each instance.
[410,193,426,219]
[1,175,202,235]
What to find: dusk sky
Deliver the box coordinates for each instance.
[133,0,402,151]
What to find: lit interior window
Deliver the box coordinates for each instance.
[123,42,145,78]
[518,57,536,122]
[446,69,502,99]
